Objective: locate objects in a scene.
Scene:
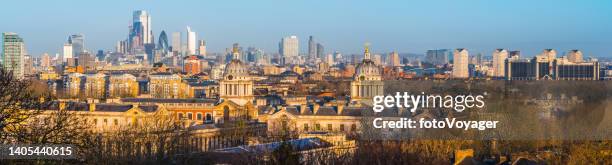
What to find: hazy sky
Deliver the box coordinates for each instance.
[1,0,611,57]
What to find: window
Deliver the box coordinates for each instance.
[340,124,345,131]
[303,124,309,131]
[178,113,184,119]
[197,113,203,120]
[351,124,357,131]
[114,119,118,125]
[315,124,321,131]
[327,124,333,131]
[187,113,193,120]
[205,113,212,122]
[104,119,108,125]
[93,119,98,125]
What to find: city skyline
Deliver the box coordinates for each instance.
[1,0,611,57]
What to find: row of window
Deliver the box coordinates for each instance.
[178,112,213,121]
[303,123,357,132]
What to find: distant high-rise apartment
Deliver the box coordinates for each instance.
[198,40,206,56]
[68,34,84,58]
[171,32,181,53]
[566,49,583,63]
[41,53,51,68]
[452,48,469,78]
[280,35,299,64]
[308,36,316,59]
[388,51,401,67]
[2,32,25,79]
[492,49,508,77]
[186,26,196,55]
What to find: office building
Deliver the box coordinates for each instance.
[68,34,84,58]
[186,26,196,55]
[171,32,181,54]
[452,48,469,78]
[2,32,25,79]
[158,31,169,53]
[308,36,316,59]
[280,35,299,64]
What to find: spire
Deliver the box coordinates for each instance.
[364,42,371,60]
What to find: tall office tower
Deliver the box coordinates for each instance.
[63,43,73,62]
[566,49,583,63]
[452,48,469,79]
[158,31,169,52]
[186,26,196,55]
[41,53,51,68]
[308,36,316,59]
[2,32,25,79]
[198,40,206,56]
[68,34,84,58]
[280,35,299,64]
[388,51,401,67]
[171,32,181,53]
[316,43,324,59]
[133,10,152,44]
[492,49,508,77]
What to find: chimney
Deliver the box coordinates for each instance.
[313,104,320,114]
[337,104,344,115]
[300,104,308,114]
[89,103,95,112]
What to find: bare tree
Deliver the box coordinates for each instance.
[0,66,52,142]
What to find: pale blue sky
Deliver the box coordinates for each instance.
[1,0,611,57]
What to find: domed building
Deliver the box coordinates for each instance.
[216,46,257,124]
[350,44,384,103]
[219,47,254,105]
